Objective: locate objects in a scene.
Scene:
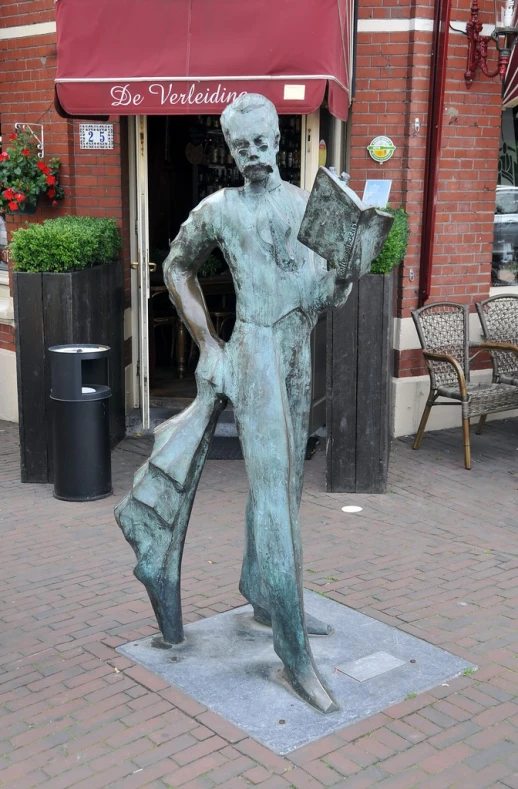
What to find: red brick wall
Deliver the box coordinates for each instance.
[352,0,502,324]
[430,0,502,307]
[1,0,504,375]
[0,0,54,27]
[0,324,15,352]
[352,0,503,379]
[350,0,435,323]
[0,0,130,354]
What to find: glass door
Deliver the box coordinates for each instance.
[130,115,152,430]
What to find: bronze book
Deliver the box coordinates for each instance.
[298,166,393,280]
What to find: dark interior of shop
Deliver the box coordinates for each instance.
[147,113,303,405]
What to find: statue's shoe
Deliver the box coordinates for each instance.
[252,605,332,636]
[281,663,339,714]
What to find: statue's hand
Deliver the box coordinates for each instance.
[196,338,226,391]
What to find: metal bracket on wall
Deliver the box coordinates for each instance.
[14,123,44,159]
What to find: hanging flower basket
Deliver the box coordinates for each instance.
[0,129,64,214]
[16,199,38,215]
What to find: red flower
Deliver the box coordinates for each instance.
[22,148,30,156]
[3,188,14,200]
[9,133,17,140]
[47,187,56,199]
[1,152,9,160]
[46,174,56,185]
[15,192,25,202]
[8,201,19,211]
[37,162,50,174]
[52,200,58,207]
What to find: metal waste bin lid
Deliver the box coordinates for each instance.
[50,344,109,355]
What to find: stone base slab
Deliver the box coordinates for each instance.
[118,590,474,755]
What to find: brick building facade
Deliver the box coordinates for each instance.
[0,0,513,435]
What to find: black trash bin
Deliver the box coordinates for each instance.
[49,344,112,501]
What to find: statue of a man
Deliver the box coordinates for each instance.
[116,94,357,713]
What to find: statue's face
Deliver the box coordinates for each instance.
[226,108,280,182]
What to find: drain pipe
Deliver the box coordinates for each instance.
[418,0,452,306]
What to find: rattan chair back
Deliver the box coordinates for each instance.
[412,302,469,388]
[476,294,518,380]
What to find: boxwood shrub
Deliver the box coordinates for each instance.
[370,206,409,274]
[10,216,122,273]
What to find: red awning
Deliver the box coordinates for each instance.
[55,0,352,120]
[504,48,518,108]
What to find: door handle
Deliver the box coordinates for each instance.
[130,261,157,272]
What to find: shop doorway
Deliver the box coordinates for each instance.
[146,113,305,404]
[131,108,344,432]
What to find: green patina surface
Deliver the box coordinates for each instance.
[115,94,392,714]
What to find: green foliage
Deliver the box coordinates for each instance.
[198,251,225,278]
[10,215,122,273]
[370,206,410,274]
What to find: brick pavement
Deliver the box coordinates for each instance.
[1,416,518,788]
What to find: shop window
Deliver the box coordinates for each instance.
[493,108,518,285]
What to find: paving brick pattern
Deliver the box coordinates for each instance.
[1,417,518,788]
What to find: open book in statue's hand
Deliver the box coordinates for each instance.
[298,167,394,282]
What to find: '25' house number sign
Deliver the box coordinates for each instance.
[79,124,114,150]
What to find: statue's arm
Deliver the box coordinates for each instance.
[163,203,221,354]
[313,268,353,313]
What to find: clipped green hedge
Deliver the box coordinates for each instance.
[10,216,122,273]
[370,206,409,274]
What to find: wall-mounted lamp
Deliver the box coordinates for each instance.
[464,0,518,87]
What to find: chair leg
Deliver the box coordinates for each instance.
[476,414,487,435]
[462,418,471,470]
[413,396,435,449]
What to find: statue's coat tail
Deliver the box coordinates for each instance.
[114,387,227,643]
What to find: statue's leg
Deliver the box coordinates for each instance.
[115,384,226,644]
[239,493,268,620]
[233,326,338,714]
[239,315,331,636]
[240,491,330,635]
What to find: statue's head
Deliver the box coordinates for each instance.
[221,93,280,183]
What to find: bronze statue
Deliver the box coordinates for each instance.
[115,94,392,713]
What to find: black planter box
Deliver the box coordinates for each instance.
[13,260,125,483]
[326,271,394,494]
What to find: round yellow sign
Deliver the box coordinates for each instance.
[367,136,396,164]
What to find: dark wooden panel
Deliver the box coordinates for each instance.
[326,272,394,493]
[79,265,103,343]
[309,312,327,434]
[356,274,386,493]
[42,272,74,480]
[13,273,48,482]
[326,281,358,492]
[15,262,126,484]
[109,259,126,442]
[379,272,394,486]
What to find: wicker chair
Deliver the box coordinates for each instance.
[412,302,518,469]
[475,294,518,392]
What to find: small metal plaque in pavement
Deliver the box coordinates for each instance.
[336,651,406,682]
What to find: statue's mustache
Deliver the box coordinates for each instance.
[244,163,273,173]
